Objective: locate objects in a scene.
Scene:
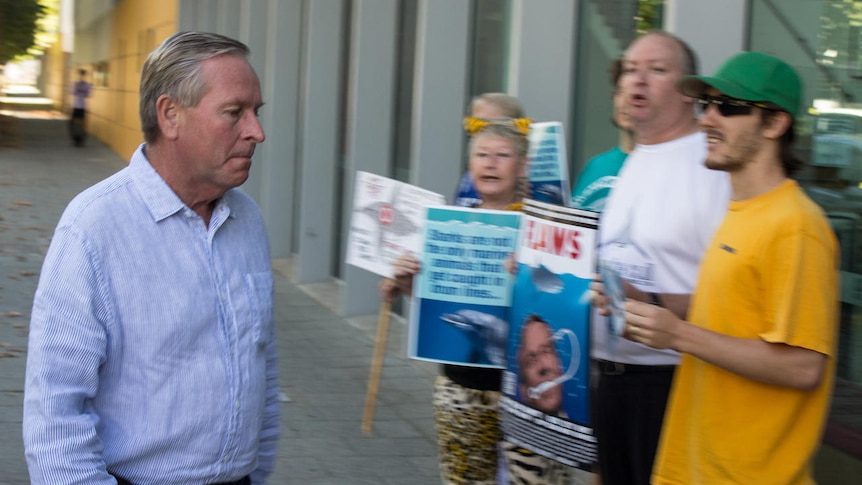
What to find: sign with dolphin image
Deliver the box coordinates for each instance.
[408,206,521,368]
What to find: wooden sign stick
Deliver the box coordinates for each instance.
[361,296,392,434]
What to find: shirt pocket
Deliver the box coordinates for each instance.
[245,271,274,347]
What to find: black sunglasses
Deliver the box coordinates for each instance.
[694,94,773,117]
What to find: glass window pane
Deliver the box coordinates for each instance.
[751,0,862,385]
[571,1,662,179]
[751,6,862,467]
[470,0,511,96]
[393,0,418,183]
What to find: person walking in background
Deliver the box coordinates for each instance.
[70,68,92,147]
[624,51,838,485]
[23,32,279,484]
[570,58,635,211]
[382,121,530,485]
[455,92,526,207]
[589,30,730,485]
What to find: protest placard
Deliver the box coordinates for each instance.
[408,206,521,368]
[500,198,599,470]
[345,171,445,434]
[527,122,570,206]
[346,171,445,278]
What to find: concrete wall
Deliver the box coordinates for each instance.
[74,0,177,160]
[42,39,69,113]
[665,0,747,76]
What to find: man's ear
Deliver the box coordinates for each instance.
[156,94,181,140]
[762,110,792,140]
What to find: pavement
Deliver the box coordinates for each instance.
[0,113,446,484]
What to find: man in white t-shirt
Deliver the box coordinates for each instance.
[589,31,730,485]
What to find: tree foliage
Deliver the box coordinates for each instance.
[636,0,664,34]
[0,0,47,65]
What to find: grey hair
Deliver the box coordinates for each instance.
[139,31,251,143]
[469,93,524,119]
[468,123,529,159]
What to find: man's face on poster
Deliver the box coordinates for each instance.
[519,319,563,414]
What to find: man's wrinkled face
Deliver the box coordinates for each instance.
[174,54,265,197]
[620,34,691,131]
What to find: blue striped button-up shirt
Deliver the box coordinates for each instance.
[23,145,280,484]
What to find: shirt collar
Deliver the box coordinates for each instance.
[130,143,235,224]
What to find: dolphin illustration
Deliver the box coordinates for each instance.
[440,309,508,366]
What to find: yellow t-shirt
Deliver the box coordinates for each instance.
[652,180,839,485]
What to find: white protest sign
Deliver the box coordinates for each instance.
[346,171,445,278]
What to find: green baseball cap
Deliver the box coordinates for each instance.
[677,51,802,118]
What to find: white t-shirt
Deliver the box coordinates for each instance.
[593,131,730,365]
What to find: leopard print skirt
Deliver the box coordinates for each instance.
[433,375,501,484]
[432,376,573,484]
[501,441,572,485]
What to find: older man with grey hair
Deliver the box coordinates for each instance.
[23,31,279,484]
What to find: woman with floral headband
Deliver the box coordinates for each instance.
[454,93,525,207]
[381,120,532,484]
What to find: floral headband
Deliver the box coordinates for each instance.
[463,116,532,137]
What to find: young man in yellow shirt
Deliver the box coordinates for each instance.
[622,51,838,485]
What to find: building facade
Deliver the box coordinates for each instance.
[69,0,861,478]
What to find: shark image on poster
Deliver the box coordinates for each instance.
[345,171,445,278]
[355,188,419,242]
[529,263,565,294]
